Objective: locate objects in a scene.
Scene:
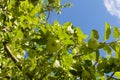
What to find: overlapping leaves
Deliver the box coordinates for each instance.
[1,0,120,80]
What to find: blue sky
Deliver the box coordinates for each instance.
[48,0,120,41]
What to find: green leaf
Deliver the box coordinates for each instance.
[46,37,60,53]
[15,29,23,40]
[8,0,16,10]
[28,49,37,58]
[90,29,99,40]
[114,71,120,78]
[97,58,107,71]
[113,26,119,39]
[109,42,116,51]
[63,22,72,29]
[104,22,111,41]
[103,44,112,54]
[88,38,99,50]
[63,39,74,45]
[58,29,66,39]
[84,60,92,66]
[76,28,88,39]
[75,27,88,44]
[115,45,120,59]
[98,42,105,49]
[40,26,47,35]
[69,70,78,76]
[62,54,73,69]
[81,70,90,79]
[114,58,120,65]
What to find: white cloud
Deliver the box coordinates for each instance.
[104,0,120,18]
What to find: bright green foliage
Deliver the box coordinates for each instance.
[103,44,112,54]
[90,29,99,40]
[0,0,120,80]
[114,26,119,39]
[88,38,99,50]
[104,22,111,41]
[46,37,60,53]
[115,71,120,78]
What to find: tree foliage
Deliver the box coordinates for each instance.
[0,0,120,80]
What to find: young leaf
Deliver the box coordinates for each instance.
[104,22,111,41]
[88,38,99,50]
[62,54,73,69]
[39,26,47,35]
[114,71,120,78]
[75,27,88,44]
[113,26,119,39]
[90,29,99,40]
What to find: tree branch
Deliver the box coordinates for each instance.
[3,42,19,63]
[3,42,33,79]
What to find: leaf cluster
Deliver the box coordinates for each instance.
[0,0,120,80]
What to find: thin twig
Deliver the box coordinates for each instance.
[73,54,86,58]
[107,72,115,80]
[3,42,19,63]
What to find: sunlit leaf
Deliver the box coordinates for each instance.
[46,37,60,53]
[53,60,60,68]
[39,26,47,35]
[88,38,99,50]
[114,71,120,78]
[104,22,111,41]
[103,44,112,54]
[90,29,99,40]
[75,27,88,44]
[62,54,73,69]
[113,26,119,39]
